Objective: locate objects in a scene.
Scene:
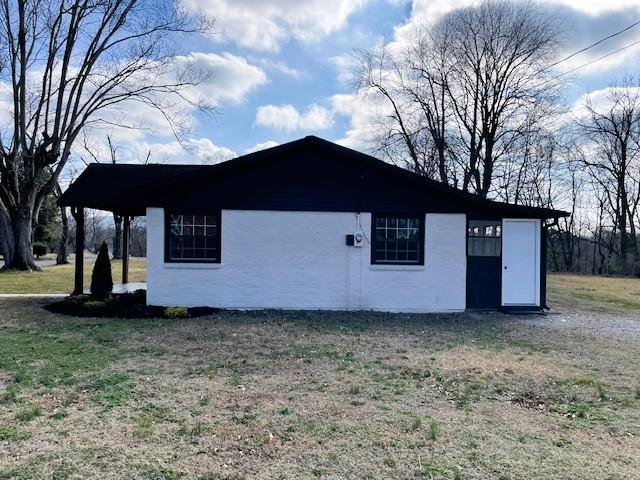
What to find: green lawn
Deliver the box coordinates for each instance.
[0,289,639,479]
[0,257,146,294]
[548,273,640,311]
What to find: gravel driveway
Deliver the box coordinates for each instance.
[517,309,640,337]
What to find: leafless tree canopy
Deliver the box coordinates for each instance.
[353,0,561,198]
[0,0,213,270]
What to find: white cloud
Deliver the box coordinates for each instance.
[251,58,303,79]
[181,0,367,51]
[392,0,478,48]
[78,136,237,166]
[246,140,280,153]
[175,52,268,107]
[390,0,640,76]
[540,0,640,16]
[255,103,334,131]
[64,52,264,167]
[330,54,362,85]
[331,93,392,150]
[570,86,640,119]
[149,138,237,164]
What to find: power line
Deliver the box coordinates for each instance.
[557,38,640,78]
[548,19,640,70]
[529,36,640,91]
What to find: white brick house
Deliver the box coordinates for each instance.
[60,136,568,312]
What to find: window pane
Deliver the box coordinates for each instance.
[170,215,182,235]
[205,214,216,225]
[468,220,501,256]
[468,236,501,257]
[372,215,422,264]
[167,212,219,262]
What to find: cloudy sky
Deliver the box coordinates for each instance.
[104,0,640,164]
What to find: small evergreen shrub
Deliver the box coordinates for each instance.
[90,242,113,300]
[164,306,189,318]
[33,242,48,258]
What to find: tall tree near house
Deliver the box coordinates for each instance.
[353,0,561,198]
[440,0,561,197]
[0,0,214,271]
[578,80,640,274]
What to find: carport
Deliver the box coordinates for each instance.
[58,163,202,295]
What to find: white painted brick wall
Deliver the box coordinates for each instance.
[146,208,466,312]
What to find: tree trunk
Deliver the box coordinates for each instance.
[56,206,69,265]
[0,207,14,266]
[3,204,40,271]
[112,214,123,259]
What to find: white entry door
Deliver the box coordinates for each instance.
[502,219,540,306]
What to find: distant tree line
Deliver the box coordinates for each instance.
[24,206,147,261]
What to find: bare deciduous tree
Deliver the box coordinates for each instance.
[0,0,213,270]
[353,0,561,198]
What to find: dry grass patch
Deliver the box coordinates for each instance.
[0,298,639,479]
[436,346,574,383]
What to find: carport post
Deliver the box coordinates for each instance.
[71,207,84,295]
[122,215,131,284]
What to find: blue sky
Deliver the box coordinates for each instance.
[97,0,640,165]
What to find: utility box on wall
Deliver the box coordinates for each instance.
[346,232,364,247]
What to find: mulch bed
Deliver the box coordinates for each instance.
[44,290,218,319]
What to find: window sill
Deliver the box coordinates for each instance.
[163,263,222,269]
[369,264,425,271]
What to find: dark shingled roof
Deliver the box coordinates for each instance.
[59,135,569,218]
